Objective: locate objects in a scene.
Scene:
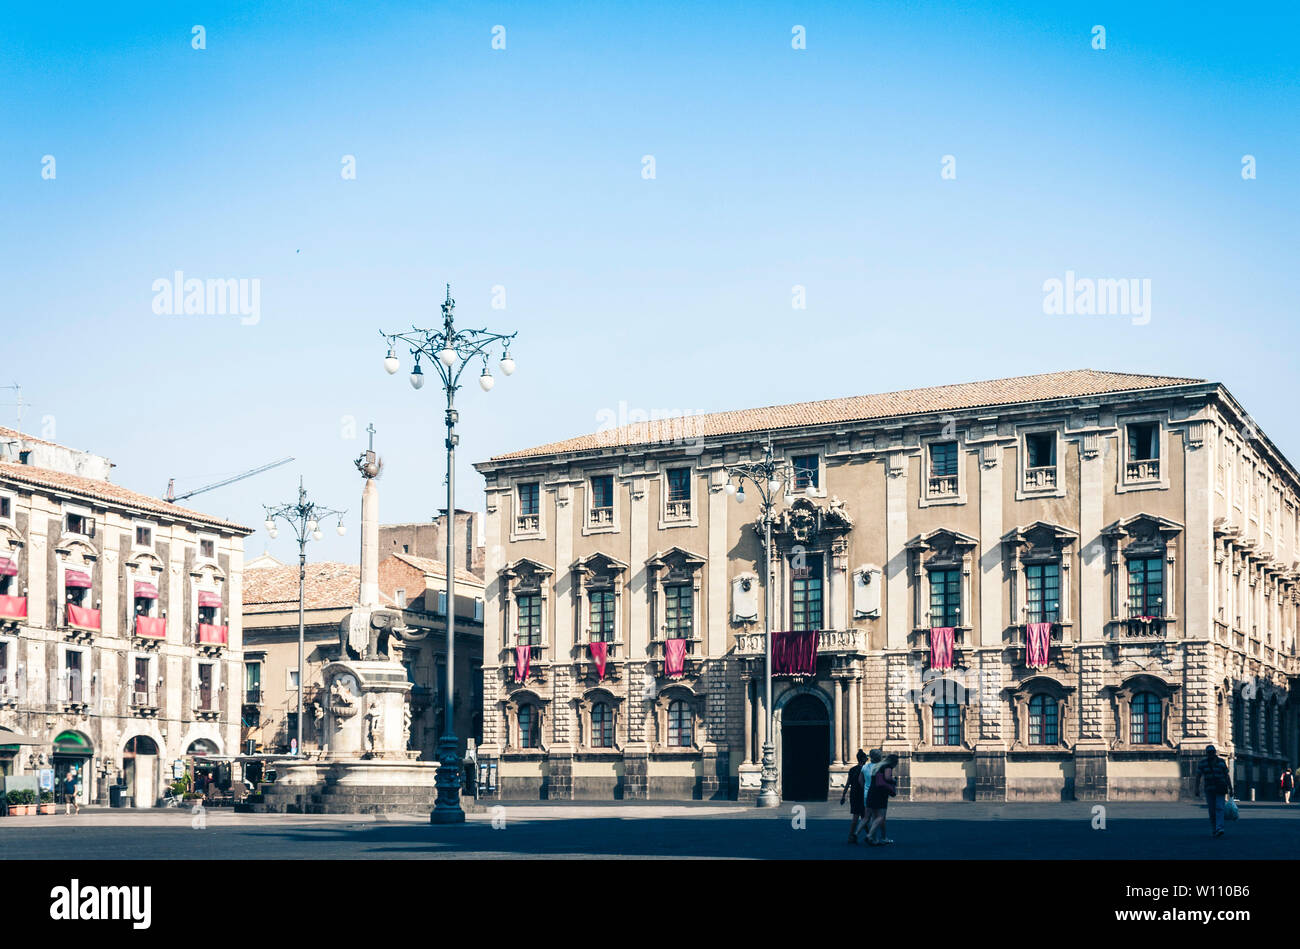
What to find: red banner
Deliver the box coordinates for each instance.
[135,615,166,639]
[772,631,819,676]
[929,627,954,670]
[0,594,27,621]
[514,645,531,683]
[197,623,227,645]
[664,638,687,678]
[1026,622,1052,668]
[67,604,101,631]
[588,640,608,679]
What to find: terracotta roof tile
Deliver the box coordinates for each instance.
[489,369,1207,461]
[387,552,484,587]
[242,562,395,611]
[0,460,251,533]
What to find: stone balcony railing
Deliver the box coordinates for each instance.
[515,513,539,533]
[927,475,958,497]
[1110,615,1171,640]
[588,507,614,527]
[734,628,865,656]
[1024,465,1058,489]
[664,500,691,519]
[1126,459,1161,482]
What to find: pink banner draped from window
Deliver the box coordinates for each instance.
[588,640,608,679]
[1026,622,1052,668]
[929,627,954,671]
[772,631,819,676]
[514,645,530,683]
[664,638,687,678]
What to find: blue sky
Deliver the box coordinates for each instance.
[1,1,1296,563]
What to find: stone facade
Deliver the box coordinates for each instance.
[471,372,1299,802]
[0,428,251,806]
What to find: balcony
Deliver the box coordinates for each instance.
[574,638,624,681]
[734,628,865,656]
[649,636,702,679]
[243,688,263,706]
[588,506,614,527]
[910,627,970,669]
[196,624,228,653]
[0,595,27,624]
[193,694,220,720]
[1126,459,1161,482]
[65,604,100,636]
[134,615,166,643]
[1009,622,1065,663]
[1023,466,1057,490]
[664,499,691,520]
[130,688,160,716]
[928,475,958,497]
[1112,615,1169,640]
[515,512,540,533]
[0,676,16,707]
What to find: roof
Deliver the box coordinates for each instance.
[0,460,251,533]
[242,562,395,612]
[489,369,1207,462]
[0,425,70,452]
[387,552,484,587]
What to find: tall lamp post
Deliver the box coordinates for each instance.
[381,283,518,824]
[263,478,347,757]
[722,438,792,808]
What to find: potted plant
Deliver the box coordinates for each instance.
[6,789,35,816]
[39,791,55,814]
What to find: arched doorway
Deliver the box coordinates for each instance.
[123,735,159,808]
[781,693,830,801]
[187,738,221,798]
[52,730,93,807]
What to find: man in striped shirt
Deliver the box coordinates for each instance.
[1193,745,1234,838]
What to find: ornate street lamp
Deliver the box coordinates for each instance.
[381,283,518,824]
[263,478,347,757]
[723,437,792,808]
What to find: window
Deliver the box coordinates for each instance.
[287,668,300,690]
[591,702,614,748]
[1028,694,1058,745]
[665,468,691,518]
[792,454,820,492]
[198,603,218,626]
[199,538,216,559]
[928,443,959,496]
[196,663,214,710]
[591,475,614,509]
[245,662,262,703]
[1024,433,1057,489]
[135,525,152,547]
[1126,422,1160,480]
[65,512,94,537]
[1024,563,1060,624]
[929,568,961,627]
[791,554,824,631]
[516,482,540,532]
[394,588,406,609]
[664,584,692,638]
[589,590,615,642]
[933,703,961,746]
[0,641,9,695]
[1127,557,1164,618]
[667,699,693,747]
[64,650,84,703]
[1131,692,1162,744]
[0,496,10,520]
[516,594,542,647]
[518,704,541,749]
[133,657,151,702]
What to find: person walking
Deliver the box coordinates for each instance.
[62,768,79,815]
[1193,745,1233,838]
[1280,766,1294,804]
[841,750,870,843]
[865,754,899,846]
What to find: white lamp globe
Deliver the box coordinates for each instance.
[736,487,746,504]
[311,529,324,541]
[479,370,495,392]
[336,523,347,536]
[724,482,736,495]
[438,345,457,367]
[264,518,275,532]
[768,479,781,493]
[499,352,516,376]
[383,350,399,374]
[307,519,318,533]
[268,528,278,539]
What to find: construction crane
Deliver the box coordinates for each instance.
[165,457,295,503]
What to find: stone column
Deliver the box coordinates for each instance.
[359,477,379,608]
[833,676,844,764]
[886,452,909,649]
[742,674,753,764]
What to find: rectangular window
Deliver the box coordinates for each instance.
[792,454,820,491]
[199,538,216,559]
[0,496,10,519]
[929,568,961,627]
[664,584,692,638]
[1126,422,1160,481]
[928,443,959,496]
[1025,433,1055,469]
[133,657,151,703]
[790,554,824,631]
[518,482,540,516]
[666,469,691,502]
[589,589,616,642]
[1024,563,1060,624]
[0,641,7,694]
[65,512,94,537]
[245,662,262,703]
[287,668,299,690]
[65,650,83,703]
[135,525,152,547]
[933,704,961,746]
[197,664,213,709]
[1127,557,1164,617]
[394,588,407,609]
[516,594,542,646]
[591,475,614,510]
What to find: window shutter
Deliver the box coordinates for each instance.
[438,591,447,614]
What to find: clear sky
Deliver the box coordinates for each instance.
[2,1,1296,564]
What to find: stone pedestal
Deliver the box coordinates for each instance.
[623,749,649,800]
[736,763,762,802]
[321,660,413,760]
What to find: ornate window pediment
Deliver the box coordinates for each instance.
[501,558,553,588]
[645,546,705,581]
[573,552,627,588]
[768,496,852,551]
[1104,513,1182,555]
[1004,521,1077,562]
[1109,673,1180,750]
[1007,674,1075,750]
[906,528,978,565]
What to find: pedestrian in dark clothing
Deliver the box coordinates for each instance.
[865,754,899,845]
[841,750,869,843]
[1280,767,1294,804]
[62,769,79,815]
[1194,745,1233,837]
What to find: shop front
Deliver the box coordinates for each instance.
[51,730,93,806]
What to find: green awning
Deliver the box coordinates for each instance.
[52,730,92,753]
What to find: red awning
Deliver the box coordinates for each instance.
[133,580,159,599]
[64,569,92,589]
[0,558,16,577]
[197,591,222,608]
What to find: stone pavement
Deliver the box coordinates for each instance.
[1,800,1296,859]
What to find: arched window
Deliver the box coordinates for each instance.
[933,704,961,746]
[591,702,614,748]
[667,700,692,747]
[1130,692,1162,745]
[518,704,541,749]
[1028,694,1058,745]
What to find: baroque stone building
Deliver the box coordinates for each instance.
[473,370,1298,801]
[0,426,252,805]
